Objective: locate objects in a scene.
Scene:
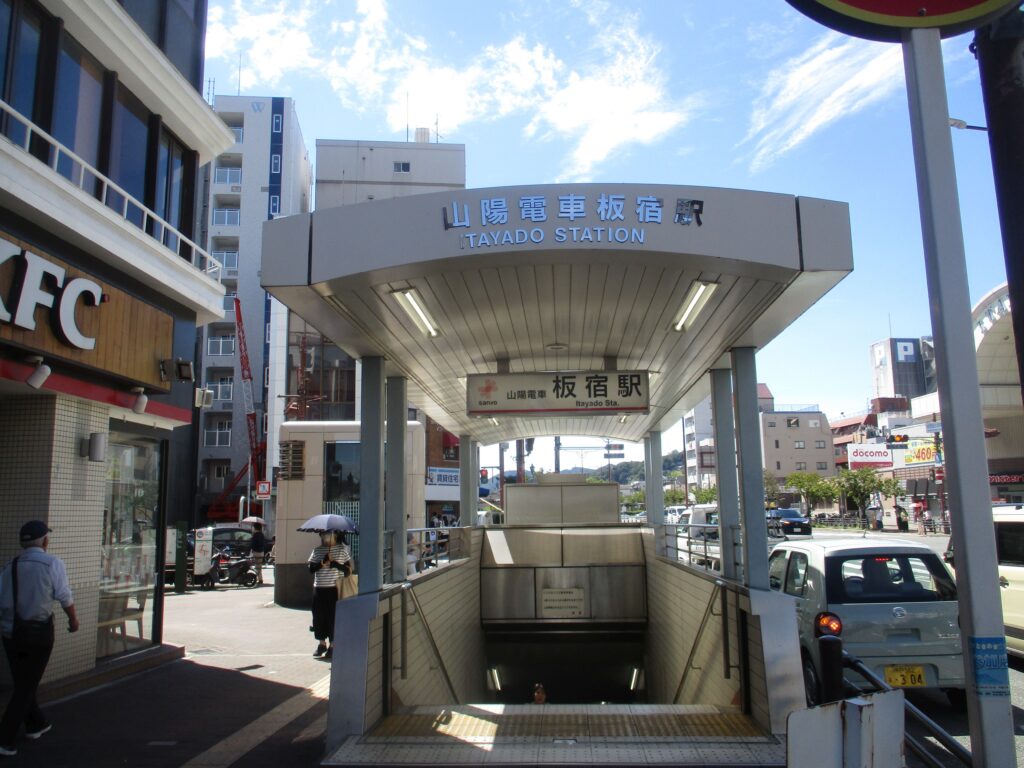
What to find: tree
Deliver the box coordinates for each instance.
[664,487,687,505]
[762,470,780,507]
[878,477,905,504]
[786,471,821,514]
[835,468,887,516]
[693,485,718,504]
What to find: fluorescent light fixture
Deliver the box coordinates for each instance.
[488,418,500,426]
[629,667,640,691]
[674,280,717,331]
[618,415,628,424]
[489,667,502,691]
[393,288,439,337]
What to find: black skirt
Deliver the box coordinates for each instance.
[312,586,338,641]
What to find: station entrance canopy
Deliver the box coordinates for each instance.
[261,183,852,443]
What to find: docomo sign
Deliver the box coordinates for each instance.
[849,444,893,469]
[786,0,1019,41]
[1,241,101,350]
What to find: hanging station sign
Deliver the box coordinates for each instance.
[0,232,173,390]
[467,371,650,416]
[786,0,1019,42]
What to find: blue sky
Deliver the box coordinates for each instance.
[203,0,1009,471]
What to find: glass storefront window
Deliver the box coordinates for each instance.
[99,432,161,659]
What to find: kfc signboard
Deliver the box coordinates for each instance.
[849,444,893,469]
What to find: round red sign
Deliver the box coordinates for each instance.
[786,0,1019,41]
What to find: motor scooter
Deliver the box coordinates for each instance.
[209,551,259,588]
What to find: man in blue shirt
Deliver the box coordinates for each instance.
[0,520,78,756]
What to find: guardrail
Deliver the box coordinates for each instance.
[1,98,221,279]
[843,651,972,767]
[663,522,724,570]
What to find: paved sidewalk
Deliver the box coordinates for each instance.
[2,567,331,767]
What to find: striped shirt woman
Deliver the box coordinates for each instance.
[307,533,351,658]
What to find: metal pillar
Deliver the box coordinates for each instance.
[647,430,664,526]
[643,436,652,512]
[711,369,741,581]
[459,434,475,526]
[731,348,767,589]
[385,376,406,584]
[358,357,385,594]
[903,28,1014,765]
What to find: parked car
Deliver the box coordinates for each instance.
[768,538,965,709]
[767,507,812,536]
[945,502,1024,658]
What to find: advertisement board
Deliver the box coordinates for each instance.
[194,527,214,577]
[904,439,939,466]
[848,444,893,469]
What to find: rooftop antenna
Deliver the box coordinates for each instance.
[434,114,444,143]
[237,52,242,96]
[205,77,215,105]
[406,92,409,142]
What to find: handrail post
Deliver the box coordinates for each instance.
[818,635,844,703]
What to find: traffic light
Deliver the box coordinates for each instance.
[480,469,489,482]
[888,433,910,447]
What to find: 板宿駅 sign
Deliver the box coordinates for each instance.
[467,371,650,416]
[443,192,704,251]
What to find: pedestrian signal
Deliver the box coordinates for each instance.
[480,469,489,482]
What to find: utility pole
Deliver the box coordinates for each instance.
[974,6,1024,404]
[516,439,525,483]
[554,436,561,473]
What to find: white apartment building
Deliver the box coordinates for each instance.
[197,95,311,522]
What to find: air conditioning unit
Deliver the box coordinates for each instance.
[194,387,214,408]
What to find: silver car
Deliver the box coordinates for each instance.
[768,538,965,708]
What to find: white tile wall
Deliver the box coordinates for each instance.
[0,394,108,684]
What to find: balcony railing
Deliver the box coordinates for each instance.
[204,429,231,447]
[0,98,221,281]
[213,167,242,185]
[212,208,241,226]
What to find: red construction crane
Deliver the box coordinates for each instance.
[208,297,265,521]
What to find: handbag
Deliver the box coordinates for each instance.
[10,558,54,650]
[337,573,358,600]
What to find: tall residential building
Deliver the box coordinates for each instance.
[196,95,311,522]
[0,0,232,679]
[871,336,936,400]
[266,134,466,524]
[682,399,713,489]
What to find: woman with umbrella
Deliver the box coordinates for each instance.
[302,515,355,659]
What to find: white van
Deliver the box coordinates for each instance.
[944,502,1024,658]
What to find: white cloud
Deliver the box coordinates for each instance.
[205,0,698,181]
[742,32,903,172]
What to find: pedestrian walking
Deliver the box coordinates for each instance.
[0,521,79,756]
[307,531,351,659]
[250,524,267,585]
[913,499,926,535]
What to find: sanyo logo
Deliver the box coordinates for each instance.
[0,242,102,350]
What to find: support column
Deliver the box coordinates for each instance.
[459,434,475,526]
[647,430,664,526]
[904,28,1013,764]
[643,436,652,514]
[731,348,767,589]
[358,357,385,594]
[711,368,741,581]
[385,376,406,583]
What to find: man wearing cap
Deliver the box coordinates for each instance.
[0,520,78,756]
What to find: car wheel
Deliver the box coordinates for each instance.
[802,653,822,707]
[945,688,967,712]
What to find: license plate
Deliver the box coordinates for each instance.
[884,664,927,687]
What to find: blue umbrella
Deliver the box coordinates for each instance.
[297,514,358,534]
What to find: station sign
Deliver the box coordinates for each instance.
[848,444,893,469]
[442,190,705,252]
[466,371,649,417]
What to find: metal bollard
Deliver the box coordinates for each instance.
[818,634,845,703]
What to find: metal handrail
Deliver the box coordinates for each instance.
[402,582,459,703]
[664,522,722,570]
[843,652,972,767]
[0,97,221,279]
[673,580,724,703]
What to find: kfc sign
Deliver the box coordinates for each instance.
[1,241,101,350]
[849,444,893,469]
